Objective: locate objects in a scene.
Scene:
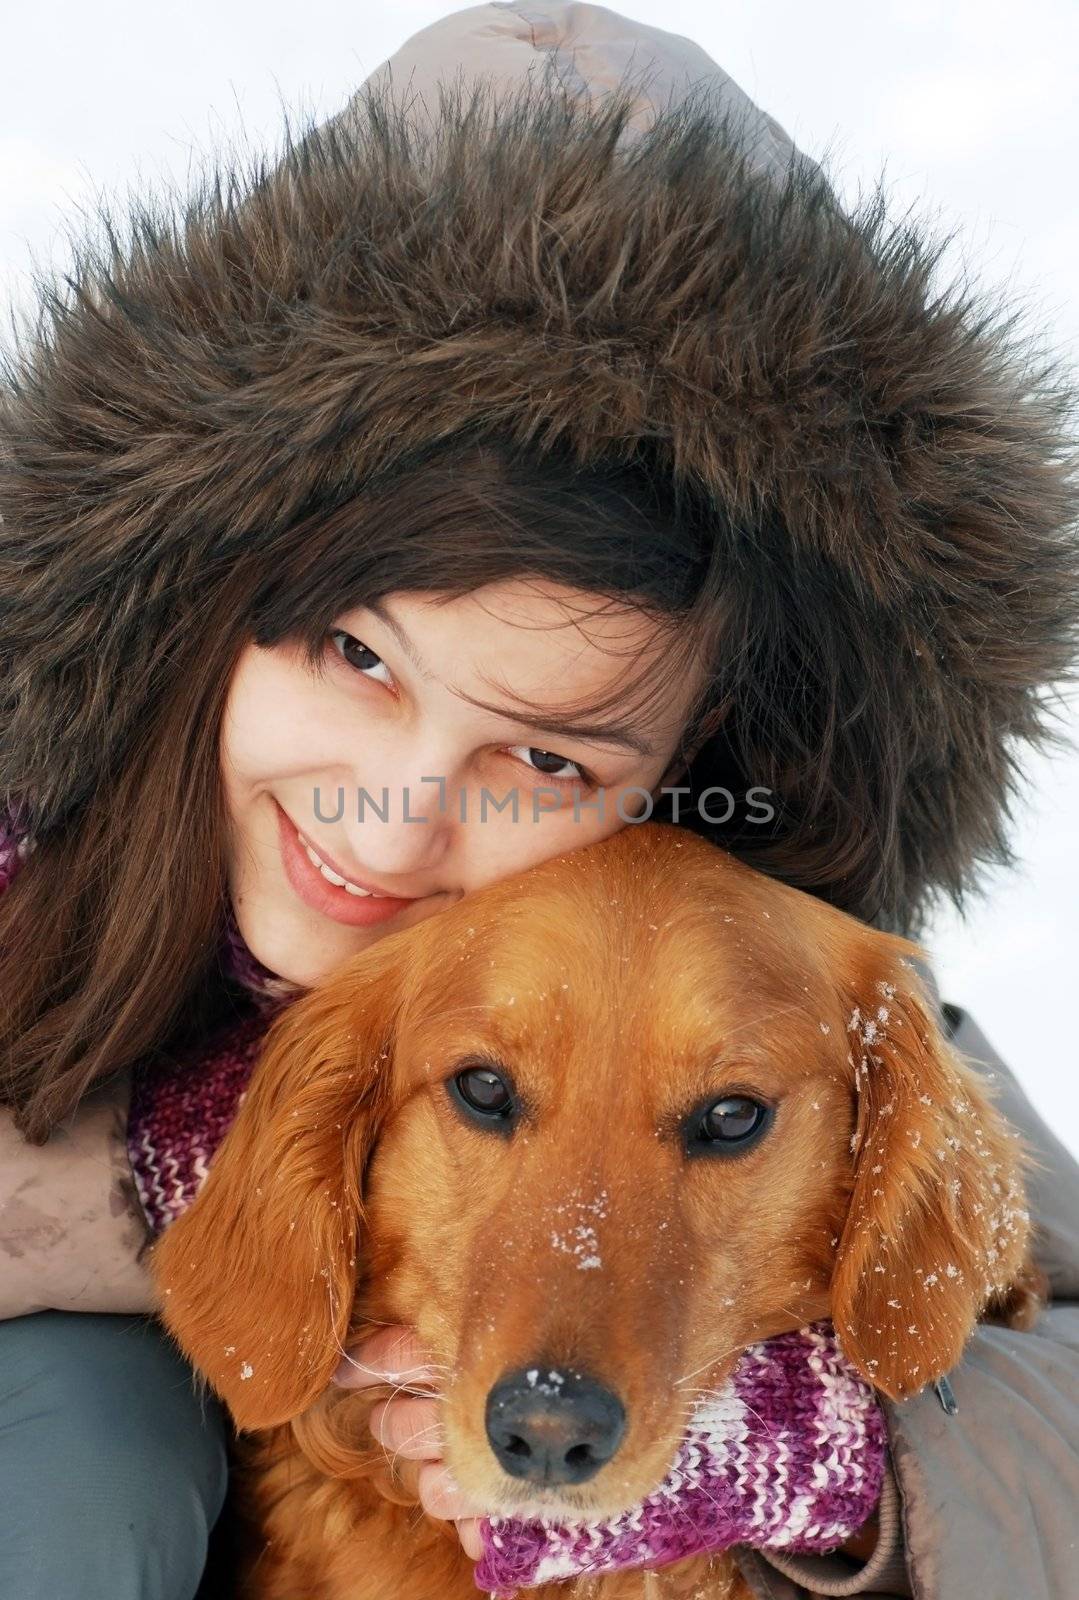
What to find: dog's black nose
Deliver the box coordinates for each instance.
[485,1366,626,1484]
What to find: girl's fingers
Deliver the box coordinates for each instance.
[417,1461,487,1524]
[332,1324,438,1389]
[331,1328,487,1562]
[455,1517,485,1561]
[369,1395,444,1459]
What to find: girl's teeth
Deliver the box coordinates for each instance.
[298,835,378,897]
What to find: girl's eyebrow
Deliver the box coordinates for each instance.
[472,703,657,757]
[362,597,657,757]
[363,597,437,680]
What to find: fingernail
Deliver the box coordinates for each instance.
[331,1352,436,1387]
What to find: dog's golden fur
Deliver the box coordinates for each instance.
[152,822,1042,1599]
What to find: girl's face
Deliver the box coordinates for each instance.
[221,578,705,988]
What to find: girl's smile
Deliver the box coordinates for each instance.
[276,801,432,929]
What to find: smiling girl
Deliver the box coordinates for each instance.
[2,6,1078,1599]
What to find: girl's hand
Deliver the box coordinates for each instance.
[331,1324,486,1561]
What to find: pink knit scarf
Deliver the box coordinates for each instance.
[1,813,887,1594]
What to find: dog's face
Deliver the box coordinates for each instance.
[153,822,1031,1520]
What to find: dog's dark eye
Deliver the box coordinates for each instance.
[450,1066,516,1124]
[691,1095,772,1155]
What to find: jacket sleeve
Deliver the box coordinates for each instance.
[0,819,157,1319]
[735,1002,1079,1600]
[0,1070,157,1318]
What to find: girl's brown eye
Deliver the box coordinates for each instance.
[329,630,392,685]
[512,745,587,783]
[528,748,574,775]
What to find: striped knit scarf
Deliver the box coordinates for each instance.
[1,813,886,1594]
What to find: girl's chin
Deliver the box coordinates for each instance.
[241,929,347,994]
[243,882,455,991]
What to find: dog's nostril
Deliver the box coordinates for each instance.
[485,1367,626,1486]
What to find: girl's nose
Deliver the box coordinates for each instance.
[327,755,461,879]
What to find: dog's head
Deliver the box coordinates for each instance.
[152,821,1032,1516]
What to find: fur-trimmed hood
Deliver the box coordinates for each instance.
[1,1,1077,935]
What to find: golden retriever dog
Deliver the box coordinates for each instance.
[152,821,1042,1600]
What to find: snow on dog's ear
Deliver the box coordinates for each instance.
[829,929,1032,1401]
[151,933,414,1430]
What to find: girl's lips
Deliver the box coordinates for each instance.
[293,821,398,897]
[275,802,424,928]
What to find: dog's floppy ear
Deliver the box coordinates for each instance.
[829,929,1032,1401]
[150,933,409,1430]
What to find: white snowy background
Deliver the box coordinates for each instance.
[2,1,1076,1157]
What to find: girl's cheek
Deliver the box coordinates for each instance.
[457,802,601,885]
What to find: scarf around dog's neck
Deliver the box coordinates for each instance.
[1,817,887,1593]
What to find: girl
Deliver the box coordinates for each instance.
[2,6,1077,1598]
